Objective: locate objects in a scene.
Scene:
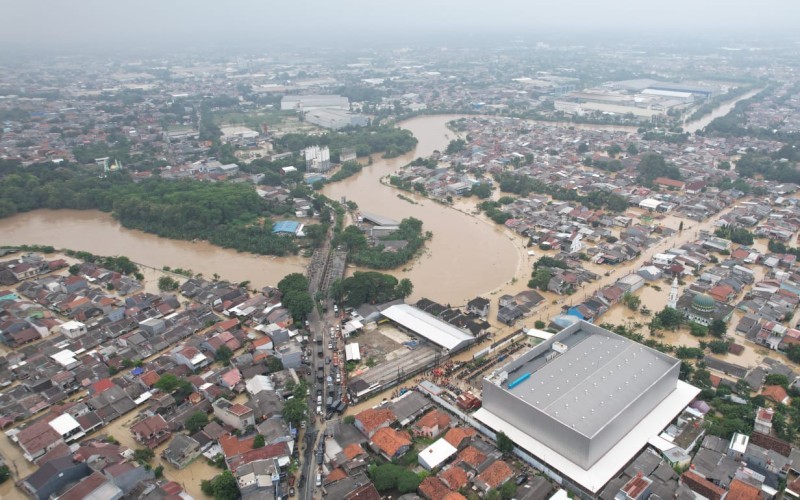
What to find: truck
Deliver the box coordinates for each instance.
[316,367,324,382]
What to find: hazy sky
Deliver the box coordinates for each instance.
[3,0,799,52]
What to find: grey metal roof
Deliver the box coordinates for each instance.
[501,325,677,437]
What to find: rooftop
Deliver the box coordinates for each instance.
[495,323,678,436]
[381,304,475,351]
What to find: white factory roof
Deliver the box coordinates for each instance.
[639,198,662,209]
[345,343,361,361]
[246,375,275,395]
[474,380,699,493]
[49,413,81,436]
[418,438,458,470]
[51,349,78,367]
[381,304,475,351]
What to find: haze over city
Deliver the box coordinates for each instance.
[3,0,800,53]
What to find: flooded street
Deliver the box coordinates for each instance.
[323,115,521,305]
[0,209,307,289]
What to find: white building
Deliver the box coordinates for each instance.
[304,109,369,130]
[304,146,331,173]
[418,438,458,470]
[280,94,349,111]
[60,320,87,339]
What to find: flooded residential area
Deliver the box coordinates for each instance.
[3,11,800,500]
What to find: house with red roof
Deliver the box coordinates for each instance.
[473,460,514,493]
[444,427,477,450]
[220,368,243,391]
[419,476,454,500]
[439,465,469,491]
[762,385,790,405]
[130,414,171,448]
[413,409,452,438]
[354,408,396,438]
[370,427,411,461]
[681,471,726,500]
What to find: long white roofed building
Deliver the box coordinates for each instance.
[380,304,475,353]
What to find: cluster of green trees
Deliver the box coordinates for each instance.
[334,272,413,307]
[768,239,800,258]
[65,251,139,277]
[0,161,301,257]
[277,273,314,321]
[368,463,422,494]
[407,157,439,168]
[478,200,512,225]
[445,138,467,154]
[154,373,195,405]
[275,126,418,159]
[494,172,629,212]
[735,151,800,184]
[282,379,309,427]
[327,160,363,183]
[389,175,427,195]
[158,276,180,292]
[584,157,624,172]
[714,226,754,245]
[185,411,210,433]
[334,217,430,269]
[636,153,682,187]
[201,470,240,500]
[73,134,132,165]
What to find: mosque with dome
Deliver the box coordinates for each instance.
[674,289,735,326]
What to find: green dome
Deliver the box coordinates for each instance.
[691,293,716,312]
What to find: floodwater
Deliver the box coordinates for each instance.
[0,209,308,289]
[682,89,763,134]
[323,115,521,306]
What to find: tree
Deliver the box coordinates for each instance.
[500,481,517,500]
[134,448,155,464]
[215,345,234,365]
[622,292,641,311]
[396,278,413,299]
[186,411,209,433]
[158,276,179,292]
[765,374,790,388]
[626,143,639,155]
[528,268,552,291]
[709,319,727,338]
[496,431,513,453]
[471,183,492,199]
[265,356,283,373]
[343,415,355,424]
[201,470,241,500]
[282,289,314,321]
[655,307,683,330]
[689,322,708,337]
[154,373,180,393]
[68,263,81,275]
[0,465,10,484]
[708,340,731,354]
[282,397,307,427]
[253,434,265,448]
[278,273,309,295]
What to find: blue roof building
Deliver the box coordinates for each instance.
[272,221,302,235]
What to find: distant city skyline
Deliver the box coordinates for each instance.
[3,0,800,53]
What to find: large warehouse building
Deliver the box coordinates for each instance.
[474,321,699,494]
[380,304,475,353]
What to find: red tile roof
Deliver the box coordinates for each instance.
[444,427,476,448]
[415,409,451,431]
[476,460,514,489]
[762,385,789,404]
[325,468,348,484]
[682,471,726,500]
[90,378,115,395]
[439,465,468,490]
[727,479,761,500]
[343,443,366,460]
[419,476,453,500]
[140,370,160,387]
[355,408,396,435]
[455,445,486,468]
[370,427,411,458]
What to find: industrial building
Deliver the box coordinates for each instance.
[303,108,369,130]
[474,321,699,495]
[380,304,476,353]
[280,94,349,111]
[304,145,331,173]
